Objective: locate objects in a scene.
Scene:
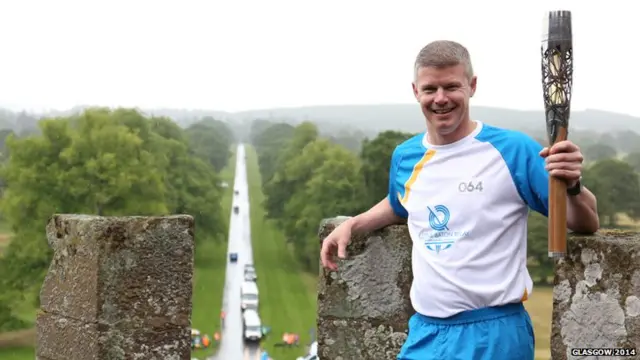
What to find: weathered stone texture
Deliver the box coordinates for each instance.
[551,230,640,360]
[317,217,413,360]
[36,214,194,360]
[318,218,640,360]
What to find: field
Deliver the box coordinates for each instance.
[245,145,318,360]
[525,287,553,360]
[0,151,237,360]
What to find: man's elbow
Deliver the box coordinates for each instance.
[569,214,600,234]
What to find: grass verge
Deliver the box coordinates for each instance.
[191,149,236,359]
[245,145,317,360]
[524,287,553,360]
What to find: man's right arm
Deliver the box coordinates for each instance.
[346,197,406,236]
[321,146,408,270]
[347,145,408,234]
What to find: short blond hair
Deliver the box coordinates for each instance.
[414,40,474,80]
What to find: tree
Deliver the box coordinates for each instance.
[185,119,233,172]
[326,129,367,154]
[614,131,640,153]
[526,212,554,285]
[149,116,226,241]
[57,110,168,216]
[251,122,296,186]
[583,159,640,226]
[262,122,318,221]
[623,152,640,173]
[360,130,415,208]
[583,143,617,163]
[0,107,229,315]
[280,139,365,272]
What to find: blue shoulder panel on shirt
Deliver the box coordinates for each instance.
[475,124,549,216]
[388,133,425,219]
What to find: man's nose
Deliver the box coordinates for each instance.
[434,88,448,104]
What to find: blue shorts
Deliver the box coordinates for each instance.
[397,302,535,360]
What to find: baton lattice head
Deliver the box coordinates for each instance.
[541,46,573,145]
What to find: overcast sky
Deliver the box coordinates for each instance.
[1,0,637,116]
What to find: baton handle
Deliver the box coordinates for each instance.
[548,126,568,258]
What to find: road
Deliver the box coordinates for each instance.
[210,144,262,360]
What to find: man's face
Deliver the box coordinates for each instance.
[412,64,477,136]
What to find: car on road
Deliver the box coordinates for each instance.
[229,252,238,263]
[242,309,263,343]
[244,267,257,282]
[234,190,239,195]
[240,280,259,311]
[244,270,257,282]
[234,206,239,214]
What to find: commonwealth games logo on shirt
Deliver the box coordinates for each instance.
[418,205,470,254]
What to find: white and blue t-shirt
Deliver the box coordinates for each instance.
[388,121,549,318]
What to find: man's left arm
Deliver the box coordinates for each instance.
[565,183,599,233]
[539,141,600,233]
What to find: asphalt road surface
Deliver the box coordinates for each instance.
[211,144,261,360]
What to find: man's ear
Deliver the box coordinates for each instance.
[469,76,477,97]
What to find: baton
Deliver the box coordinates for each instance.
[541,10,573,258]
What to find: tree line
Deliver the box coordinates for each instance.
[250,119,640,284]
[0,107,234,331]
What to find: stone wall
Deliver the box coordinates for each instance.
[36,214,195,360]
[317,217,640,360]
[552,231,640,359]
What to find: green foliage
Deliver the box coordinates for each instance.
[583,159,640,226]
[185,118,234,172]
[262,122,319,221]
[583,143,617,163]
[0,107,233,330]
[360,130,415,208]
[250,122,295,186]
[623,151,640,173]
[526,212,554,285]
[282,140,366,271]
[251,120,369,273]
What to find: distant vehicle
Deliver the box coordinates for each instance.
[244,264,257,281]
[240,281,259,311]
[242,309,263,343]
[235,190,239,195]
[244,270,257,282]
[296,341,318,360]
[234,206,239,214]
[229,252,238,263]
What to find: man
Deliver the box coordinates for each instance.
[320,40,599,360]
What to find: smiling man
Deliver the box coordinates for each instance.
[320,40,599,360]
